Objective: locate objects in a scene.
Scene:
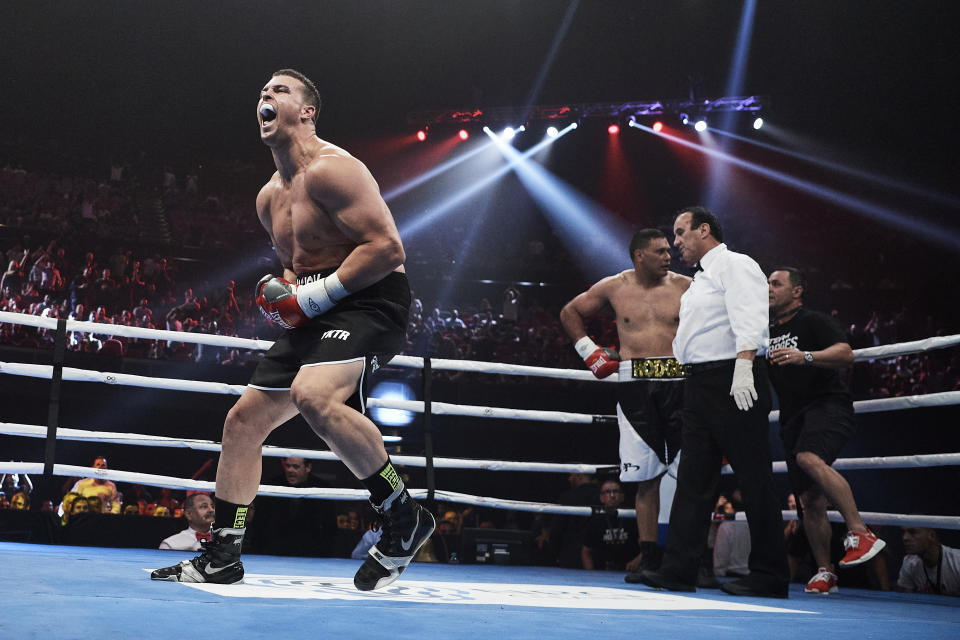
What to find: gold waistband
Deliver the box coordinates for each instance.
[630,357,687,379]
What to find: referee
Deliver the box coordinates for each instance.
[636,206,789,598]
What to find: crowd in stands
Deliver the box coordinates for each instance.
[3,229,958,398]
[3,156,958,396]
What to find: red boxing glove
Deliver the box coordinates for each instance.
[574,336,620,379]
[255,274,310,330]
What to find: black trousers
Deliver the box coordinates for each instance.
[661,359,789,586]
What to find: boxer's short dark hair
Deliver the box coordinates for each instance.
[629,228,666,257]
[272,68,322,124]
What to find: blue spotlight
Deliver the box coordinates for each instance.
[629,122,960,251]
[483,125,635,280]
[694,119,708,132]
[502,126,516,140]
[369,381,415,427]
[753,117,764,130]
[546,126,559,138]
[710,125,960,209]
[705,0,758,209]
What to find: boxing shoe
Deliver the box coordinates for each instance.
[721,576,789,599]
[151,528,244,584]
[839,529,885,567]
[354,490,436,591]
[627,569,696,592]
[804,568,838,594]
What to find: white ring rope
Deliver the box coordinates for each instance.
[2,461,958,529]
[4,422,959,474]
[853,335,960,361]
[2,360,958,422]
[0,311,276,352]
[2,311,958,531]
[2,311,958,379]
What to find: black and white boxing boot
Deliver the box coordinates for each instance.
[354,488,436,591]
[150,527,245,584]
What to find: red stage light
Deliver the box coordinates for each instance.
[608,124,620,135]
[458,129,469,141]
[652,121,664,133]
[416,130,427,142]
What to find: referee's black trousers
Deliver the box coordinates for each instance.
[661,359,789,587]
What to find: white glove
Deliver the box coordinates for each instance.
[730,358,758,411]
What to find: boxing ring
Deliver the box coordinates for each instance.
[1,310,959,639]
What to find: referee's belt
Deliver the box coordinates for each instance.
[629,357,687,379]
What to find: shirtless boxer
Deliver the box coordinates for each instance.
[152,69,434,591]
[560,229,690,578]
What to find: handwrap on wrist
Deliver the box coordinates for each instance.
[296,271,350,317]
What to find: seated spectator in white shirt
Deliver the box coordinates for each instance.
[159,493,215,551]
[896,526,959,596]
[714,503,752,578]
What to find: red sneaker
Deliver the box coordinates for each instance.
[839,529,886,567]
[804,568,838,594]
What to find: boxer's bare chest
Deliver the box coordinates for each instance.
[266,175,353,272]
[609,277,685,357]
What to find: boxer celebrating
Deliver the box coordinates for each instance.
[152,69,433,591]
[560,229,690,578]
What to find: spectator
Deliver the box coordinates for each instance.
[713,500,751,578]
[64,496,90,524]
[581,479,642,572]
[67,456,121,514]
[1,257,26,296]
[548,473,600,569]
[9,491,30,511]
[896,527,959,596]
[158,494,217,550]
[247,457,338,557]
[784,493,815,583]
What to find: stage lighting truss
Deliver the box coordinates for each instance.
[407,96,765,135]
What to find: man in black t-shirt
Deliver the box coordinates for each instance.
[768,268,886,595]
[246,457,338,557]
[582,479,642,571]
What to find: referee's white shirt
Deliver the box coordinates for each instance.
[159,527,206,551]
[673,243,769,364]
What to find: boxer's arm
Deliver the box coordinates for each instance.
[559,278,613,342]
[255,177,294,272]
[561,278,620,378]
[306,157,404,293]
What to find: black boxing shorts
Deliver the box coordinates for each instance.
[248,269,411,413]
[615,358,685,482]
[781,395,857,496]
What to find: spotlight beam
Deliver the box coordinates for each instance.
[383,139,496,202]
[709,126,960,209]
[705,0,758,208]
[484,126,634,280]
[398,124,576,240]
[630,121,960,250]
[521,0,581,120]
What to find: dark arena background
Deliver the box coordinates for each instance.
[1,2,958,638]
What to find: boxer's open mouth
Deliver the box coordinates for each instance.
[260,104,277,124]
